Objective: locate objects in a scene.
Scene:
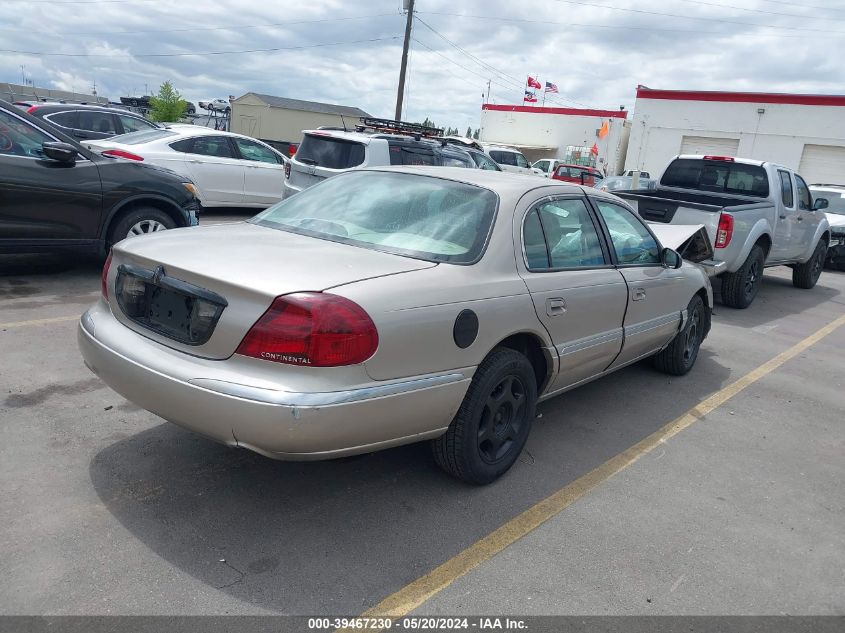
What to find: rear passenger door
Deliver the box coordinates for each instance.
[771,169,802,262]
[179,136,245,206]
[517,195,628,393]
[591,198,687,368]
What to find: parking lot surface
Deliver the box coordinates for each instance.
[1,213,843,616]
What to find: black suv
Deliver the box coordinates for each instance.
[19,102,160,141]
[0,99,199,255]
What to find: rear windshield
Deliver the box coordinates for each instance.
[112,129,177,145]
[296,133,365,169]
[662,158,769,197]
[251,171,498,264]
[811,189,845,215]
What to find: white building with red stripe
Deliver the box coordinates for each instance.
[626,87,845,185]
[478,104,630,175]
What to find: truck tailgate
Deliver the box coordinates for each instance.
[621,194,722,246]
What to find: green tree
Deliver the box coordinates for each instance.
[472,128,480,139]
[465,126,472,137]
[148,81,187,122]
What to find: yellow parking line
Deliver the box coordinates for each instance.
[359,313,845,620]
[0,315,80,329]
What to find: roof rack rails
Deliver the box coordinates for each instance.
[356,117,444,138]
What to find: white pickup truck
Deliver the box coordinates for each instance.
[616,155,831,308]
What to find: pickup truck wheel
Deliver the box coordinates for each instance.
[792,240,828,289]
[653,295,706,376]
[721,245,764,309]
[107,207,176,247]
[432,348,537,485]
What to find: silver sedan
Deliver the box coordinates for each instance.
[79,167,713,484]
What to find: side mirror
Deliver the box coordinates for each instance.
[42,142,78,164]
[813,197,829,210]
[661,247,683,269]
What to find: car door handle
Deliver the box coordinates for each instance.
[631,287,647,301]
[779,214,787,219]
[545,297,567,316]
[796,216,804,222]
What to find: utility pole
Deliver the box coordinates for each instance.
[395,0,415,121]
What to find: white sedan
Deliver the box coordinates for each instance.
[198,98,230,112]
[86,126,286,209]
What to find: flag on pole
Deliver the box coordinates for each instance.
[544,81,558,93]
[590,143,599,156]
[527,76,542,89]
[524,91,538,103]
[597,120,610,138]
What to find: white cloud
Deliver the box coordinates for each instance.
[1,0,843,131]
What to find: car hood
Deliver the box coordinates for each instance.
[110,223,438,359]
[648,223,713,263]
[826,213,845,229]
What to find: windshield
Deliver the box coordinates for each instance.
[251,171,498,264]
[810,189,845,215]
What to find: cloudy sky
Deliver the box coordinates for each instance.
[2,0,844,131]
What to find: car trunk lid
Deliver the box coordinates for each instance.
[108,222,436,359]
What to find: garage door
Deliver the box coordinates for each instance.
[679,135,739,156]
[798,144,845,185]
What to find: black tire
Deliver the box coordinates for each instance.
[432,348,537,485]
[721,244,765,309]
[653,295,706,376]
[107,207,176,247]
[792,240,828,289]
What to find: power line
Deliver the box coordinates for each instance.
[413,17,592,109]
[0,13,398,36]
[548,0,845,34]
[416,11,811,39]
[671,0,845,22]
[0,36,400,58]
[752,0,845,13]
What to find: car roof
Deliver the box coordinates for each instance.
[301,129,375,145]
[26,102,130,113]
[360,165,585,196]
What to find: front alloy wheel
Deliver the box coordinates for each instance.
[128,219,168,239]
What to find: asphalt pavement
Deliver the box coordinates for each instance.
[0,221,843,616]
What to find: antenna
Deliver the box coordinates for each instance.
[340,114,348,132]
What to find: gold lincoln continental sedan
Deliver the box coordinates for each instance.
[79,167,713,484]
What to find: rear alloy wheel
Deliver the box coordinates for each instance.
[108,207,176,247]
[721,245,765,309]
[432,348,537,484]
[792,240,828,289]
[653,295,706,376]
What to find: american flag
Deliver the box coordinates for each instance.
[545,82,559,93]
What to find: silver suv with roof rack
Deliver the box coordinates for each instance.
[282,118,477,198]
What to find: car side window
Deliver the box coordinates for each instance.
[778,170,794,208]
[524,198,606,270]
[0,109,53,157]
[474,153,500,170]
[77,111,116,135]
[795,175,811,210]
[190,136,235,158]
[489,150,515,166]
[234,137,280,164]
[45,111,79,129]
[389,145,434,166]
[515,153,529,169]
[594,199,661,265]
[118,114,156,133]
[534,160,548,172]
[169,138,193,153]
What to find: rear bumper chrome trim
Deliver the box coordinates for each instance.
[188,372,466,407]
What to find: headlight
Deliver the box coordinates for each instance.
[182,182,198,196]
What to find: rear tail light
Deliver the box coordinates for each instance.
[27,105,40,113]
[288,143,297,157]
[101,149,144,161]
[715,212,734,248]
[284,161,291,178]
[236,293,378,367]
[703,155,735,162]
[101,251,113,299]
